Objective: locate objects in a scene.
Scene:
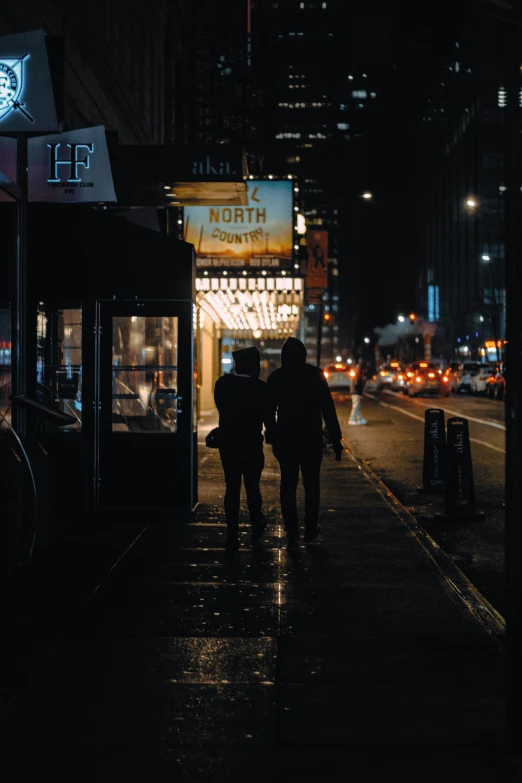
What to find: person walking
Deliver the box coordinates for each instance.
[266,337,343,550]
[348,361,367,425]
[214,346,271,553]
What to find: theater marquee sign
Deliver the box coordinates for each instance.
[184,179,294,268]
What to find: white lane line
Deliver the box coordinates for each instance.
[381,389,505,431]
[378,399,424,423]
[376,400,505,454]
[468,437,505,454]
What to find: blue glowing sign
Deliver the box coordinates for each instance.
[28,126,116,203]
[0,30,58,132]
[47,143,95,183]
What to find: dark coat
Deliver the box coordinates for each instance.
[266,337,342,445]
[214,373,270,447]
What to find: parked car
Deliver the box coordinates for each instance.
[406,362,451,398]
[377,361,401,390]
[323,362,354,390]
[451,361,482,393]
[469,365,494,395]
[487,362,506,400]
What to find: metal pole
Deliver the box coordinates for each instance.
[316,299,323,368]
[504,28,522,755]
[13,133,28,436]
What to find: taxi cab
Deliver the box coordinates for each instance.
[378,361,401,390]
[406,361,451,398]
[323,362,354,390]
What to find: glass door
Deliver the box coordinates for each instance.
[95,300,196,510]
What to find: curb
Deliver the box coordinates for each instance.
[342,442,506,646]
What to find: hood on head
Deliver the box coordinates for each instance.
[281,337,307,367]
[232,346,261,378]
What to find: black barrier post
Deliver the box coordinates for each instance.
[434,417,485,522]
[418,408,446,493]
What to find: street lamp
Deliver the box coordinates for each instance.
[361,192,373,200]
[398,315,405,322]
[465,196,478,212]
[481,254,491,262]
[363,337,370,344]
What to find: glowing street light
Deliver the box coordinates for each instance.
[481,254,491,262]
[361,191,373,200]
[398,315,405,322]
[335,355,342,362]
[465,197,478,210]
[363,337,370,344]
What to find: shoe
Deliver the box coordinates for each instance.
[348,420,360,426]
[304,525,321,544]
[358,419,368,425]
[251,513,267,543]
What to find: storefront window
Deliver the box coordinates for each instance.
[36,304,82,430]
[112,315,179,433]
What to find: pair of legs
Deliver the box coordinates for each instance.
[219,445,266,542]
[349,393,367,424]
[274,441,323,541]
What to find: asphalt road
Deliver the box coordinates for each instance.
[332,386,506,618]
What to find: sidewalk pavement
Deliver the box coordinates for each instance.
[1,423,515,782]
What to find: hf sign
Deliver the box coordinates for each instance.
[28,126,116,203]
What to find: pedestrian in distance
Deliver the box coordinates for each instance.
[214,346,272,554]
[348,361,367,426]
[266,337,343,550]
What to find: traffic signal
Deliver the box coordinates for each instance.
[409,313,416,324]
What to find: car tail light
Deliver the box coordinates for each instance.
[416,376,422,383]
[428,372,435,378]
[442,376,449,383]
[349,370,355,377]
[380,371,387,376]
[398,374,403,380]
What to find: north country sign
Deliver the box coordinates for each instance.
[0,30,58,132]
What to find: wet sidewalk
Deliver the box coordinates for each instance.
[2,435,513,782]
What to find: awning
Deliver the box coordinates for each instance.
[115,145,248,206]
[196,273,303,339]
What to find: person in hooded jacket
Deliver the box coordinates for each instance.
[214,346,272,552]
[266,337,343,549]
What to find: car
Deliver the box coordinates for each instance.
[407,362,451,398]
[323,362,354,390]
[487,362,506,400]
[469,365,494,395]
[390,365,408,392]
[377,361,401,390]
[453,361,483,394]
[364,373,380,393]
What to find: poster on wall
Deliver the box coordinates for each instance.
[305,229,328,288]
[184,179,294,268]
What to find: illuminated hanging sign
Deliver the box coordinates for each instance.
[0,30,58,132]
[184,179,294,268]
[28,126,116,203]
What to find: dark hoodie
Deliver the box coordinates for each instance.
[214,346,270,446]
[266,337,342,444]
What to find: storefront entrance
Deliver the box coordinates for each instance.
[94,299,196,510]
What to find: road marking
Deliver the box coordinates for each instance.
[381,389,505,431]
[374,399,505,454]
